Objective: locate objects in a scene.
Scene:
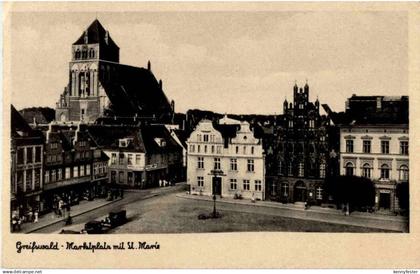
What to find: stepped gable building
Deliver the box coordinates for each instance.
[339,95,409,213]
[266,82,338,205]
[41,123,109,213]
[55,19,174,124]
[186,116,265,200]
[10,105,44,218]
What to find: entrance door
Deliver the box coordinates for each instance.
[294,181,307,202]
[212,177,222,196]
[379,193,391,209]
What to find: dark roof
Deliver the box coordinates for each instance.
[213,123,240,139]
[73,19,119,49]
[86,125,145,152]
[86,125,182,154]
[19,107,55,124]
[11,105,44,143]
[172,129,188,148]
[99,62,173,122]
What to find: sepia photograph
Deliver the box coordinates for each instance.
[2,1,419,270]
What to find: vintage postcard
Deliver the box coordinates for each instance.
[2,1,420,269]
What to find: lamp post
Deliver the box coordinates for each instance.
[212,194,217,218]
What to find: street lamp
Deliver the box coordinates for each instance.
[212,194,217,218]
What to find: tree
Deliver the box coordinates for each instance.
[396,181,409,215]
[325,175,375,212]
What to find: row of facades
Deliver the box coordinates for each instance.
[186,85,409,213]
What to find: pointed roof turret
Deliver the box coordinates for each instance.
[73,19,119,49]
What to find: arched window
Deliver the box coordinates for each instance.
[75,49,81,59]
[82,49,88,59]
[380,164,390,180]
[89,48,95,58]
[399,165,409,181]
[319,163,326,178]
[362,163,371,178]
[345,162,354,176]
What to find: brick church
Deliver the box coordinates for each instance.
[265,82,339,205]
[55,19,174,124]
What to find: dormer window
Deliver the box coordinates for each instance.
[154,138,166,147]
[119,138,133,148]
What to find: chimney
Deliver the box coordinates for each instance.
[159,79,163,89]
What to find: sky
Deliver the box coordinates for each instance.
[9,10,408,114]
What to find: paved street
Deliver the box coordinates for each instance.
[36,184,408,234]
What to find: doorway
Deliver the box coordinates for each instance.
[379,193,391,210]
[212,177,222,196]
[294,181,307,202]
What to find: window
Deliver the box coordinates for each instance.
[251,147,254,154]
[247,159,254,172]
[288,120,293,128]
[255,180,262,191]
[230,159,237,171]
[346,140,354,153]
[111,153,116,164]
[127,154,133,165]
[204,145,207,153]
[197,176,204,187]
[278,161,283,175]
[17,148,24,165]
[316,187,323,200]
[136,154,141,165]
[298,162,304,177]
[345,162,354,176]
[281,183,289,197]
[189,145,195,153]
[197,145,201,153]
[86,165,91,176]
[299,104,304,109]
[309,120,315,129]
[51,169,56,182]
[230,179,237,190]
[118,171,124,184]
[288,162,293,176]
[44,171,49,183]
[204,134,209,142]
[363,140,371,153]
[127,172,133,184]
[119,154,124,165]
[65,167,71,179]
[381,140,389,154]
[25,169,33,191]
[80,165,85,176]
[73,166,79,178]
[197,134,202,142]
[26,147,33,164]
[243,146,246,155]
[35,146,41,163]
[50,143,58,149]
[400,141,409,155]
[197,157,204,169]
[57,169,62,181]
[319,163,326,178]
[399,165,409,181]
[211,145,215,153]
[243,180,250,191]
[235,146,239,154]
[34,169,41,189]
[380,164,390,179]
[111,171,116,183]
[362,163,371,178]
[214,158,221,170]
[216,146,221,154]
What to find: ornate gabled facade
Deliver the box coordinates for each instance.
[55,19,173,124]
[186,117,265,200]
[266,82,337,205]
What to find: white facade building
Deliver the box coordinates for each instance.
[187,117,265,200]
[340,124,409,212]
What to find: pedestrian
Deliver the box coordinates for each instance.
[58,199,64,217]
[159,179,163,187]
[34,210,39,223]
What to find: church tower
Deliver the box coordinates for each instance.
[56,19,120,122]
